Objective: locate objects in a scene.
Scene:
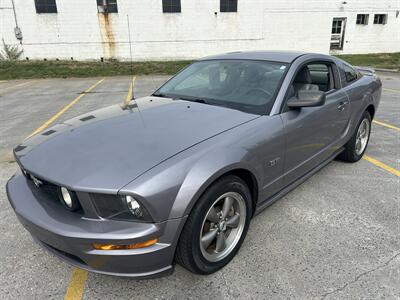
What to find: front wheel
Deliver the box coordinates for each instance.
[176,175,252,274]
[338,111,371,162]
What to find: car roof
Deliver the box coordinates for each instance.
[198,50,316,63]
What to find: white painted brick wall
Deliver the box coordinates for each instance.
[0,0,399,60]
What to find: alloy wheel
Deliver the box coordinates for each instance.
[199,192,246,262]
[355,118,370,155]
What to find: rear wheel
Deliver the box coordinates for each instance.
[176,175,252,274]
[338,111,371,162]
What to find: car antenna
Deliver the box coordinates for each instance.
[122,14,135,107]
[122,15,145,123]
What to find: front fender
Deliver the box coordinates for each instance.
[169,146,261,220]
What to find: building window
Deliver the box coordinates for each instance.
[356,14,369,25]
[97,0,118,13]
[162,0,181,13]
[34,0,57,13]
[373,14,387,24]
[220,0,238,12]
[331,20,342,34]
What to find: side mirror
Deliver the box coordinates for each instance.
[287,90,326,108]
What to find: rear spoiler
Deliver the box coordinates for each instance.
[354,66,376,76]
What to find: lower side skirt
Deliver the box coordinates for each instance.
[255,147,344,215]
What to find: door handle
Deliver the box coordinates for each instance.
[337,100,349,111]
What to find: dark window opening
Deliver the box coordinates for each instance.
[34,0,57,13]
[162,0,181,13]
[343,64,358,83]
[220,0,238,12]
[374,14,387,24]
[356,14,369,25]
[331,20,342,34]
[290,63,335,96]
[283,62,338,112]
[307,64,336,92]
[97,0,118,13]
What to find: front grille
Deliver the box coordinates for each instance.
[36,179,59,198]
[25,173,59,202]
[23,171,83,214]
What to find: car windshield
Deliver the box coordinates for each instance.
[154,59,289,115]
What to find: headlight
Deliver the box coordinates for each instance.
[58,187,81,211]
[90,194,152,222]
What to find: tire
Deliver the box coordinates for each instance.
[338,111,371,162]
[176,175,253,274]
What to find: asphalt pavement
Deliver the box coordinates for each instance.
[0,73,399,300]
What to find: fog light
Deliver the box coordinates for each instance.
[59,187,80,211]
[92,238,158,250]
[61,187,73,208]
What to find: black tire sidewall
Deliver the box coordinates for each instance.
[186,175,252,274]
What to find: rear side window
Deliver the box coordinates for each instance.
[343,64,358,83]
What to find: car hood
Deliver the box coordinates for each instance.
[14,97,258,192]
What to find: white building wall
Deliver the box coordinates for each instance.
[0,0,399,61]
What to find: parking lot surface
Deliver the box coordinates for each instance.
[0,73,399,300]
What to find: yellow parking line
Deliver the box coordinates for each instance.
[26,78,105,138]
[363,155,400,177]
[64,268,88,300]
[373,120,400,132]
[383,88,400,93]
[62,77,136,300]
[124,76,137,105]
[1,80,36,92]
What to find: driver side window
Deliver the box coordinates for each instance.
[283,61,337,112]
[288,62,335,98]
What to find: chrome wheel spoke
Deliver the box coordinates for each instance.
[206,207,219,223]
[221,197,233,219]
[226,213,240,228]
[361,128,368,138]
[215,233,226,253]
[201,228,218,249]
[356,139,361,151]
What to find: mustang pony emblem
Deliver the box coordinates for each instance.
[30,175,43,187]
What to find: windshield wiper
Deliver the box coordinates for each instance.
[152,92,168,98]
[175,96,208,104]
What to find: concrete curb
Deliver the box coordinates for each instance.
[375,68,399,73]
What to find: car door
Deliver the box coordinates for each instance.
[281,60,350,185]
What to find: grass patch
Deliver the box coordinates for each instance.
[1,53,399,80]
[0,60,192,80]
[335,53,400,70]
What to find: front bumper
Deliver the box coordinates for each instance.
[6,173,186,278]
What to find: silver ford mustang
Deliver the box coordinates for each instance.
[7,51,381,278]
